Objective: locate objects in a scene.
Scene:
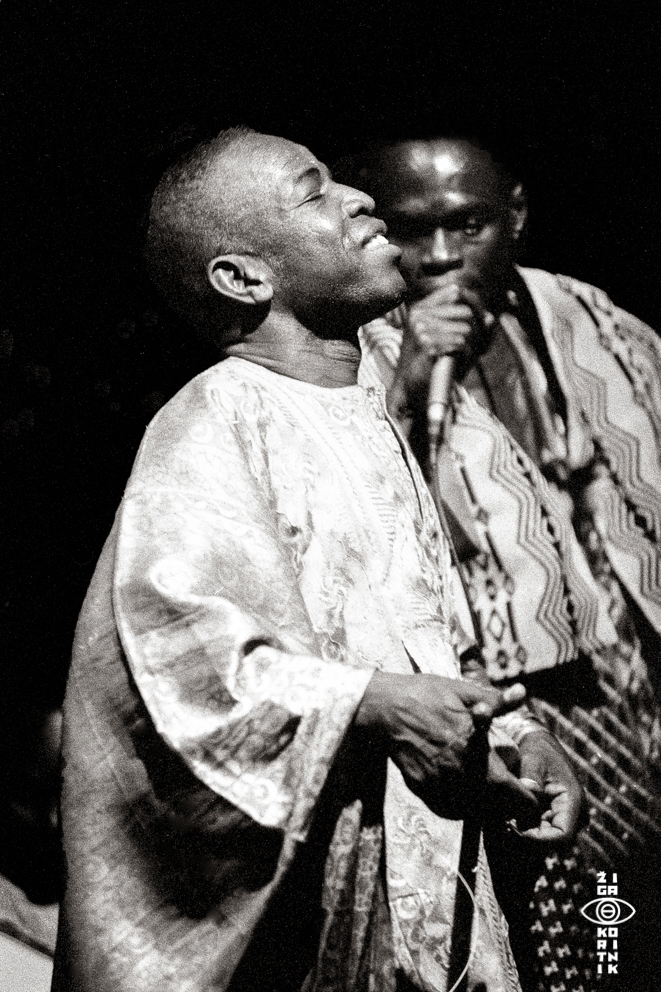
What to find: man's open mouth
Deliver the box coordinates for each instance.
[364,232,390,249]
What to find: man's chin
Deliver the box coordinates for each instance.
[362,275,406,324]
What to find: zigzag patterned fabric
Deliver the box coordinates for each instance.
[360,306,618,686]
[525,269,661,634]
[442,387,617,683]
[360,274,661,991]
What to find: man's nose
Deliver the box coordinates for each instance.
[342,185,375,216]
[421,228,463,273]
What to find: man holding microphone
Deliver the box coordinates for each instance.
[353,134,661,992]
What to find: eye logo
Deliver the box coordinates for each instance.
[580,897,636,925]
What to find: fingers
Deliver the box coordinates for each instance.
[519,777,543,791]
[425,281,487,307]
[421,284,494,326]
[518,747,546,790]
[406,286,494,359]
[517,731,587,843]
[516,783,577,843]
[519,731,584,807]
[455,680,527,724]
[486,751,541,828]
[543,781,585,839]
[409,307,474,354]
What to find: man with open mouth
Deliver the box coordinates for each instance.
[52,127,583,992]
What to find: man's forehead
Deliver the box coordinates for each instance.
[271,138,323,173]
[262,139,333,202]
[376,139,505,211]
[212,133,324,189]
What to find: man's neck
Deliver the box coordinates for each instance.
[224,318,361,388]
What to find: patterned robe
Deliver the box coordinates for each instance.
[361,268,661,992]
[54,357,522,992]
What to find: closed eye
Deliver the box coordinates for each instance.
[294,163,331,206]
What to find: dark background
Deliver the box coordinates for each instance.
[2,0,660,889]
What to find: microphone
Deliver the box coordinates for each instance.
[427,355,456,468]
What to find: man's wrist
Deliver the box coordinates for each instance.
[494,706,548,747]
[353,670,390,732]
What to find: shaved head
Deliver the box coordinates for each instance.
[344,137,517,209]
[144,127,404,343]
[145,126,273,333]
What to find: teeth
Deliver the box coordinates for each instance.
[366,233,389,248]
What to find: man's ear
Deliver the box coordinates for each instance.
[207,254,274,306]
[509,183,528,240]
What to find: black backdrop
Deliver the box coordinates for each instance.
[3,1,661,733]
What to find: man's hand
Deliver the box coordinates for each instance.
[355,671,540,822]
[511,730,586,844]
[407,284,492,360]
[388,285,493,416]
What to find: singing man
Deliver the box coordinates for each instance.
[54,128,583,992]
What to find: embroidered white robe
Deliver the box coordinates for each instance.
[54,357,521,992]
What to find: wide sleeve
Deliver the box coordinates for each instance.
[112,383,374,842]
